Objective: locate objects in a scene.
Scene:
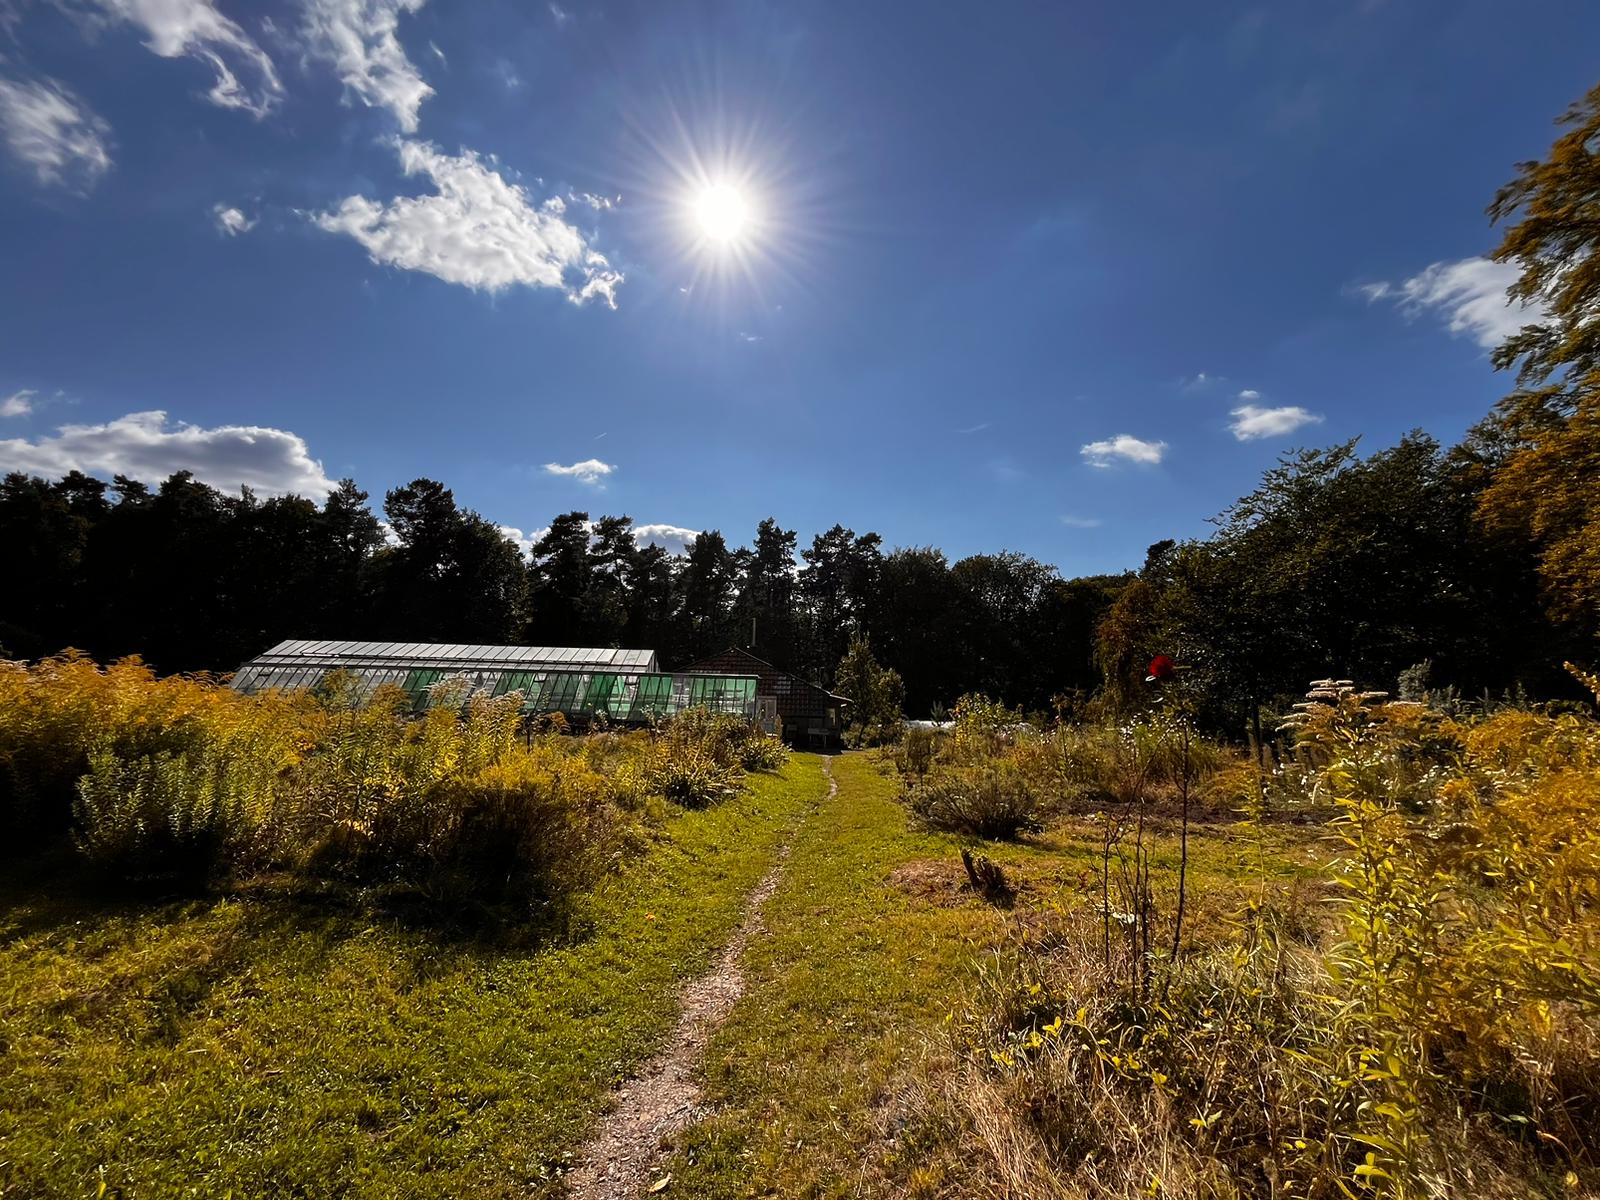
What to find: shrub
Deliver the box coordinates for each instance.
[657,706,788,776]
[421,754,622,910]
[73,741,283,884]
[0,653,306,851]
[907,758,1048,839]
[0,658,788,908]
[646,742,744,809]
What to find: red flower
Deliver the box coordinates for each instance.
[1146,655,1177,683]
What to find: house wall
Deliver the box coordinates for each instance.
[681,647,847,749]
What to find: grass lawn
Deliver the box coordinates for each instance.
[661,752,1322,1198]
[0,756,828,1200]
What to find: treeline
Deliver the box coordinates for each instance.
[0,470,1112,714]
[0,410,1589,729]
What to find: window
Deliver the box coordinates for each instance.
[544,671,585,713]
[586,673,624,718]
[402,668,445,711]
[627,674,673,722]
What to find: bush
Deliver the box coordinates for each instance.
[907,759,1048,839]
[646,742,744,809]
[657,706,789,775]
[73,742,283,884]
[0,658,790,906]
[0,653,306,851]
[421,754,622,910]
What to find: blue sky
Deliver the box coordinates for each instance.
[1,0,1594,573]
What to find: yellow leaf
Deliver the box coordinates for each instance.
[648,1175,672,1193]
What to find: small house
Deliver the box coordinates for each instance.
[681,646,851,749]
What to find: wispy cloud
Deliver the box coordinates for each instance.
[0,74,112,190]
[83,0,283,117]
[1060,514,1102,529]
[1080,434,1166,467]
[955,421,990,434]
[988,458,1025,483]
[1358,256,1546,350]
[493,58,522,91]
[1180,371,1221,391]
[0,410,334,496]
[1,389,35,418]
[212,203,255,236]
[543,458,615,486]
[301,0,432,131]
[312,139,623,307]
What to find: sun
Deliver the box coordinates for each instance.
[692,182,752,244]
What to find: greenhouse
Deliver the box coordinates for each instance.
[230,639,761,723]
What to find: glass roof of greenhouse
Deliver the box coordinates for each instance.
[230,640,759,724]
[247,639,659,673]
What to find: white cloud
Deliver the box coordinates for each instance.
[498,524,534,558]
[312,139,624,306]
[212,203,255,235]
[1,389,35,418]
[1229,402,1324,441]
[1059,514,1102,529]
[0,410,335,496]
[1080,434,1166,468]
[1181,371,1220,391]
[543,458,614,485]
[300,0,432,132]
[632,523,698,555]
[0,75,111,189]
[1236,388,1260,402]
[85,0,283,117]
[1360,256,1546,350]
[548,2,572,26]
[502,519,698,558]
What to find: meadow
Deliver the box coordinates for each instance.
[1,656,1597,1199]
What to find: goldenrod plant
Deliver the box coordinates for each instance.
[0,654,786,908]
[926,674,1600,1199]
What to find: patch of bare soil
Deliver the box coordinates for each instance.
[562,758,837,1199]
[888,858,973,905]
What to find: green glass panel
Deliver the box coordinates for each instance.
[492,670,545,709]
[403,669,445,712]
[586,673,623,717]
[626,674,673,722]
[544,671,585,713]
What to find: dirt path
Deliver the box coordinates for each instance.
[563,756,837,1200]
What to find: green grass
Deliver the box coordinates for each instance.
[0,749,1318,1199]
[659,753,1320,1198]
[0,756,827,1200]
